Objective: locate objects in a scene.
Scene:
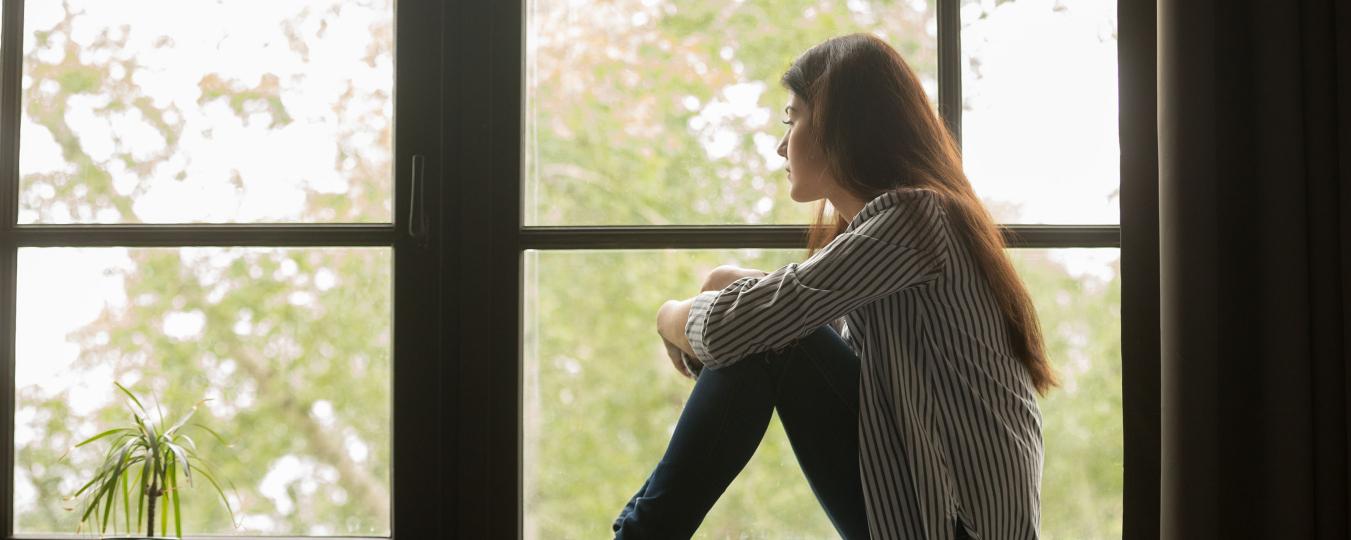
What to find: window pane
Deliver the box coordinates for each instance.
[524,249,835,537]
[960,0,1120,224]
[13,247,392,536]
[1014,248,1123,538]
[523,247,1121,538]
[18,0,394,224]
[525,1,939,226]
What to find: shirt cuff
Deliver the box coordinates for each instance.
[679,351,704,379]
[684,290,720,367]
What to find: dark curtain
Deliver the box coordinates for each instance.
[1117,0,1160,537]
[1155,0,1351,538]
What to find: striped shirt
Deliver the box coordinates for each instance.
[684,187,1043,540]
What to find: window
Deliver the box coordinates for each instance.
[3,0,1130,538]
[520,0,1122,538]
[3,0,442,537]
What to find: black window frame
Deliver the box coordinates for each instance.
[451,0,1159,539]
[1,0,446,537]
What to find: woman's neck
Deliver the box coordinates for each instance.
[828,192,866,223]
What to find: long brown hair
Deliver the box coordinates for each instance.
[782,33,1057,395]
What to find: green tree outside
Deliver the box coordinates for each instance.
[12,0,1122,538]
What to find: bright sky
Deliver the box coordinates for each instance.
[961,0,1120,225]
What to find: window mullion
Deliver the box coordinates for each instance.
[2,0,26,534]
[518,225,1121,250]
[2,0,20,232]
[9,224,398,248]
[938,0,962,147]
[0,245,13,539]
[390,0,447,537]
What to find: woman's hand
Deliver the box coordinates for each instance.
[660,334,700,379]
[657,299,694,351]
[657,299,697,377]
[654,265,764,378]
[701,265,767,292]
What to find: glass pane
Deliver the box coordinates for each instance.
[525,0,939,226]
[13,247,392,536]
[19,0,394,224]
[961,0,1120,224]
[523,247,1121,538]
[524,249,834,538]
[1013,248,1122,538]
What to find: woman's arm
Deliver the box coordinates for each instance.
[656,266,767,377]
[658,265,767,353]
[685,193,950,371]
[700,265,769,293]
[657,298,695,356]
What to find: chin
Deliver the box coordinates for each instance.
[788,187,822,204]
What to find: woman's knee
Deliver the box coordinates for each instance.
[704,325,850,381]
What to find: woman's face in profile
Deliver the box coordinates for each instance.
[777,93,832,203]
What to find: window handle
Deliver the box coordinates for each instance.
[407,153,428,247]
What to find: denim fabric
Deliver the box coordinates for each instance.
[612,325,868,539]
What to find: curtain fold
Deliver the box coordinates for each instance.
[1156,0,1351,537]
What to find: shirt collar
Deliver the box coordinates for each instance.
[844,189,909,233]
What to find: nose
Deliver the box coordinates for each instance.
[777,131,788,158]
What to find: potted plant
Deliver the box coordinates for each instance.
[61,382,237,539]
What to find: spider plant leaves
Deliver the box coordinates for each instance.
[165,441,193,487]
[131,411,154,441]
[168,457,184,538]
[189,461,237,525]
[161,475,169,535]
[165,398,208,438]
[71,465,108,499]
[100,442,135,532]
[72,427,131,450]
[189,422,230,447]
[136,457,149,532]
[68,383,234,537]
[121,466,131,532]
[113,381,148,417]
[151,392,167,431]
[79,440,130,526]
[179,433,199,453]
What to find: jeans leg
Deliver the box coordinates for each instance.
[613,348,777,539]
[612,471,652,533]
[769,326,870,540]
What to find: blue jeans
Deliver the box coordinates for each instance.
[612,325,870,539]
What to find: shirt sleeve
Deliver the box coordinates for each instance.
[680,351,705,379]
[684,193,950,370]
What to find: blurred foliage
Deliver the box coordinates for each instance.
[526,0,937,226]
[15,1,393,535]
[13,0,1121,538]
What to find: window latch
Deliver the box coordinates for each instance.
[407,153,429,248]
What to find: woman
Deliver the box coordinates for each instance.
[612,33,1055,540]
